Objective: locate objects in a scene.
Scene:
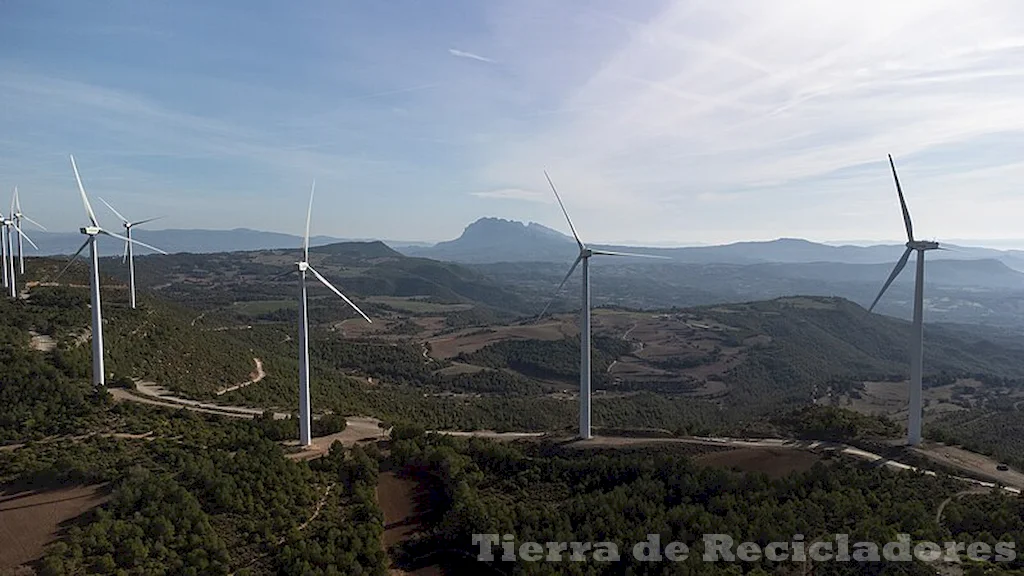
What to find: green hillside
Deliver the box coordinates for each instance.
[699,297,1024,409]
[20,259,261,398]
[123,241,531,316]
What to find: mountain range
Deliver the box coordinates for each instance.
[402,217,1024,271]
[21,228,430,257]
[23,218,1024,273]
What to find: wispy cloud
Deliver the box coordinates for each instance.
[448,48,495,63]
[471,188,551,203]
[474,0,1024,243]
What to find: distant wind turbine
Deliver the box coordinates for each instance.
[99,197,165,309]
[11,187,46,274]
[868,154,942,446]
[283,181,371,447]
[1,209,9,292]
[537,171,668,440]
[1,196,38,298]
[56,155,167,385]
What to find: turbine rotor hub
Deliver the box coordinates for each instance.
[297,261,309,271]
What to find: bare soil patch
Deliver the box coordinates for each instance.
[428,321,571,359]
[0,485,109,572]
[378,472,431,548]
[28,331,56,353]
[286,417,386,461]
[695,447,823,478]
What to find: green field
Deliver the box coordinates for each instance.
[231,300,298,316]
[365,296,474,314]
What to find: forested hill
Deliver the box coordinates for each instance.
[17,259,263,399]
[119,240,532,314]
[687,296,1024,408]
[442,296,1024,416]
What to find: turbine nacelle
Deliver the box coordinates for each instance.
[909,240,939,251]
[297,261,309,271]
[80,226,102,236]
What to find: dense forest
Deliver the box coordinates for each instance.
[2,409,386,575]
[387,431,1023,575]
[458,336,632,385]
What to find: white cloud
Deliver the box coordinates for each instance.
[476,0,1024,243]
[448,48,495,63]
[471,188,551,203]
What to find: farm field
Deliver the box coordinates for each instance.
[0,485,109,573]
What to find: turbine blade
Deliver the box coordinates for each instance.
[99,229,168,255]
[21,215,46,231]
[306,264,372,323]
[98,197,129,225]
[888,154,914,242]
[13,186,20,213]
[70,155,99,227]
[13,224,38,250]
[543,170,584,249]
[868,247,913,313]
[54,239,91,282]
[303,180,315,262]
[10,187,16,217]
[122,240,129,264]
[537,255,583,320]
[132,215,165,227]
[590,249,670,259]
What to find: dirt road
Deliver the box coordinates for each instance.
[216,358,265,395]
[108,370,1024,495]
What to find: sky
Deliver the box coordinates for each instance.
[2,0,1024,246]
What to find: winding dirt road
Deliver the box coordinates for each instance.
[216,358,265,396]
[106,365,1024,495]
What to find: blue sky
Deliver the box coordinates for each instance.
[2,0,1024,245]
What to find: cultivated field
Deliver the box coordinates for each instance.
[0,485,109,573]
[827,378,1024,422]
[694,447,823,478]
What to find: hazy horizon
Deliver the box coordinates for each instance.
[25,220,1024,252]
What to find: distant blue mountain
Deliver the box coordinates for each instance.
[400,218,1024,272]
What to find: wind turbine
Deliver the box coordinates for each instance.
[867,154,941,446]
[537,171,668,440]
[0,203,37,299]
[1,210,8,292]
[11,187,46,274]
[98,197,164,309]
[56,155,167,385]
[284,181,371,447]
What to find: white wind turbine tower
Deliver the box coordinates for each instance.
[868,154,942,446]
[285,181,371,447]
[1,209,9,293]
[98,197,164,309]
[0,202,37,299]
[537,171,668,440]
[11,187,47,274]
[57,155,167,385]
